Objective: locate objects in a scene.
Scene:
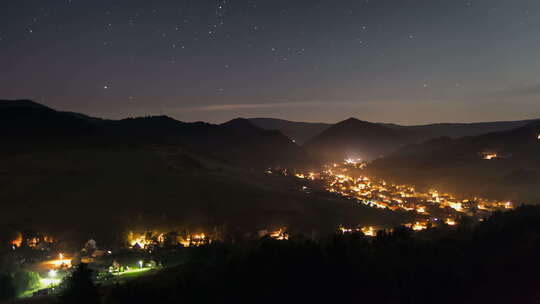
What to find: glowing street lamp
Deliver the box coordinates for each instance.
[138,260,143,268]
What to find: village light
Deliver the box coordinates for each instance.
[48,270,57,278]
[138,260,143,268]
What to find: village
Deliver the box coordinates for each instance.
[1,227,290,299]
[270,158,514,233]
[1,158,520,299]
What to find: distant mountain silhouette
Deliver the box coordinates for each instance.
[4,99,538,167]
[392,120,540,160]
[383,119,540,142]
[249,118,331,144]
[295,116,540,162]
[0,100,308,168]
[251,118,540,142]
[0,101,404,241]
[368,121,540,204]
[303,118,409,161]
[0,99,101,138]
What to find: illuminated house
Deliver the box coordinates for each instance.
[481,152,498,160]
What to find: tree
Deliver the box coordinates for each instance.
[0,273,16,301]
[13,270,40,296]
[59,263,100,304]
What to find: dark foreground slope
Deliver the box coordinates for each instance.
[0,143,410,244]
[368,121,540,204]
[53,205,540,304]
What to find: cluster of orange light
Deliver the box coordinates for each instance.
[10,233,23,247]
[44,253,72,269]
[289,160,516,233]
[127,231,209,249]
[179,233,207,247]
[482,153,498,160]
[26,235,55,248]
[409,222,428,231]
[269,229,289,240]
[339,226,377,237]
[319,162,514,217]
[339,217,461,236]
[295,172,317,180]
[445,218,457,226]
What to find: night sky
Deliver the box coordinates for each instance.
[1,0,539,124]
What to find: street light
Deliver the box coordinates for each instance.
[48,270,57,278]
[138,260,143,268]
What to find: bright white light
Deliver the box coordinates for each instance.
[48,270,57,278]
[138,260,143,268]
[41,278,60,286]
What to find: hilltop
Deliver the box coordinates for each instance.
[368,121,540,203]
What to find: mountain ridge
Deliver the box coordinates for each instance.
[250,117,540,149]
[367,120,540,204]
[0,99,308,168]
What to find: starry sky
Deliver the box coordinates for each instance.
[1,0,539,124]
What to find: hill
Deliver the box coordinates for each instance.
[249,117,539,147]
[109,206,540,304]
[384,118,540,142]
[248,118,330,145]
[0,100,101,139]
[0,142,409,245]
[301,116,540,163]
[367,121,540,204]
[303,118,409,161]
[0,100,309,169]
[0,100,410,243]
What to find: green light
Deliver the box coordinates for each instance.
[112,267,151,276]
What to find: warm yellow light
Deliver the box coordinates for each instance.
[448,202,464,212]
[45,255,72,269]
[299,160,518,233]
[10,232,22,248]
[339,226,353,233]
[411,222,427,231]
[445,218,456,226]
[361,226,376,237]
[483,153,498,160]
[180,239,191,247]
[269,229,289,240]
